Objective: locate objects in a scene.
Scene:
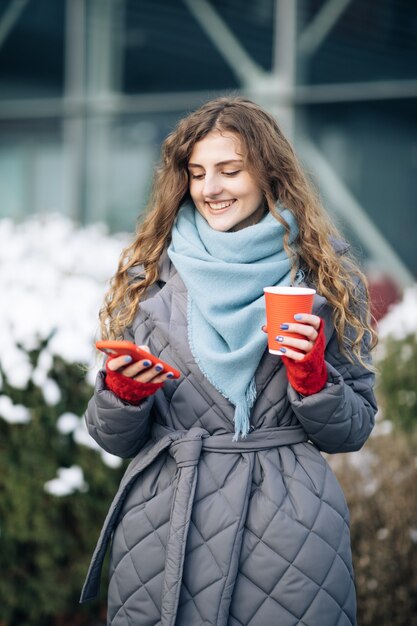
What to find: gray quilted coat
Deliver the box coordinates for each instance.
[81,250,377,626]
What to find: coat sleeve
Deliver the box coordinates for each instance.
[84,370,154,458]
[287,302,378,454]
[84,313,156,459]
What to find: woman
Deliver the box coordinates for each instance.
[80,97,377,626]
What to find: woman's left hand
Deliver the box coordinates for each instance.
[262,313,322,361]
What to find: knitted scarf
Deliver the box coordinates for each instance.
[168,202,298,439]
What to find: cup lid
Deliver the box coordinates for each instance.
[263,286,316,295]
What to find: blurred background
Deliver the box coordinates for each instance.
[1,1,417,625]
[1,0,417,299]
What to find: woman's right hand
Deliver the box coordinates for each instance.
[106,345,173,384]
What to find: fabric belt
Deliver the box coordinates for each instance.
[80,424,308,622]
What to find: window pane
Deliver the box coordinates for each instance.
[0,0,64,99]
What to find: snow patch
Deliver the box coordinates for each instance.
[378,285,417,341]
[44,465,88,497]
[0,214,129,372]
[57,412,80,434]
[0,395,31,424]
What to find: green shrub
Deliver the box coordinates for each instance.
[332,430,417,626]
[330,327,417,626]
[376,334,417,432]
[0,347,124,626]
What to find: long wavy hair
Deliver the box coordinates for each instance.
[99,96,377,364]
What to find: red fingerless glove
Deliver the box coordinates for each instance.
[281,320,328,396]
[105,360,163,405]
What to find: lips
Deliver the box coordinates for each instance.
[207,199,236,210]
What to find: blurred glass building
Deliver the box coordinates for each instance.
[0,0,416,295]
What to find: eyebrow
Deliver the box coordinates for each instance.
[188,159,243,169]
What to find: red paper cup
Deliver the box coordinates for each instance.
[263,286,316,354]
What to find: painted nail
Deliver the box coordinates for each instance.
[280,324,289,330]
[142,360,152,367]
[123,355,133,363]
[275,336,284,342]
[279,347,287,353]
[294,314,303,320]
[166,372,174,379]
[155,364,164,372]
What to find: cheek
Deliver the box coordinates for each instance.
[188,184,194,197]
[238,175,262,200]
[254,188,264,205]
[188,181,199,199]
[189,186,204,211]
[244,185,263,208]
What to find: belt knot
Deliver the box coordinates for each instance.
[168,427,208,467]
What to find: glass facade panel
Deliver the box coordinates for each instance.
[123,0,239,93]
[0,0,64,98]
[303,98,417,275]
[0,118,64,219]
[81,113,178,232]
[298,0,417,84]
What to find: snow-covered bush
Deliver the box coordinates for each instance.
[375,285,417,433]
[0,213,129,389]
[377,285,417,342]
[0,215,130,625]
[332,429,417,626]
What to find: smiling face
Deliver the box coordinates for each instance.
[188,130,265,232]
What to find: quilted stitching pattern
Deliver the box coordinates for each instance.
[229,447,355,625]
[176,452,253,623]
[82,264,377,625]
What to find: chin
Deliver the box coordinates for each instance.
[205,218,236,232]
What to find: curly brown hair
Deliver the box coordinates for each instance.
[99,96,377,365]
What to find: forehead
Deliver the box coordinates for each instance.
[189,130,244,165]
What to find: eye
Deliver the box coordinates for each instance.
[223,170,241,177]
[190,173,205,180]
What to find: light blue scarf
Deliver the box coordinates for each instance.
[168,202,299,439]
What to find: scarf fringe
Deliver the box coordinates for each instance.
[295,268,305,284]
[232,378,257,441]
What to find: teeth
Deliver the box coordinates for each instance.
[208,200,235,210]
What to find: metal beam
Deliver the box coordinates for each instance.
[293,79,417,104]
[0,0,30,51]
[1,78,417,120]
[63,0,87,221]
[183,0,265,86]
[83,0,124,223]
[298,0,353,57]
[300,139,415,288]
[273,0,297,84]
[270,0,298,138]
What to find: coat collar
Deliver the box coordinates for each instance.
[127,248,175,285]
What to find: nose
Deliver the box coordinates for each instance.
[203,173,222,197]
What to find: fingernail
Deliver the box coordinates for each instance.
[275,336,284,342]
[166,372,174,378]
[280,324,289,330]
[294,314,303,320]
[279,347,287,353]
[155,364,164,372]
[123,355,133,363]
[142,360,152,367]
